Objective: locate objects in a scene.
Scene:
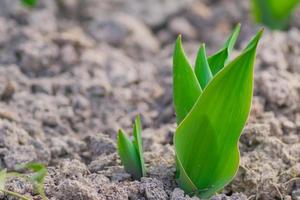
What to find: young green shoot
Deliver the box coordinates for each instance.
[251,0,300,29]
[0,162,47,200]
[173,24,241,124]
[117,115,146,180]
[173,25,263,198]
[16,162,48,200]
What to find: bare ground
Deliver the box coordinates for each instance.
[0,0,299,199]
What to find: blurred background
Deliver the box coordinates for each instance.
[0,0,299,199]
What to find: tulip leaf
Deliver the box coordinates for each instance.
[117,115,145,180]
[208,24,241,75]
[132,115,146,177]
[173,35,202,124]
[174,29,263,198]
[195,44,213,89]
[118,130,142,179]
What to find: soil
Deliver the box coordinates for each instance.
[0,0,299,199]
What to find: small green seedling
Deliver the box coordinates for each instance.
[16,162,48,200]
[251,0,300,29]
[21,0,38,7]
[117,115,146,180]
[0,162,47,200]
[173,25,263,198]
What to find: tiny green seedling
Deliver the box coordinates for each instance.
[16,162,48,200]
[0,162,47,200]
[251,0,300,29]
[173,25,263,198]
[117,115,146,180]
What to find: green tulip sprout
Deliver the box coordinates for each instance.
[117,115,146,180]
[251,0,300,29]
[173,25,263,198]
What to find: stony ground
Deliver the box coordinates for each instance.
[0,0,299,199]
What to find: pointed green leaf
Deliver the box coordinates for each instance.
[117,129,142,179]
[173,35,202,124]
[223,24,241,55]
[16,163,47,183]
[0,169,7,191]
[195,44,213,89]
[175,29,263,198]
[132,115,146,177]
[208,24,241,75]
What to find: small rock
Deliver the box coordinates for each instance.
[30,79,53,94]
[56,179,100,200]
[87,84,108,97]
[279,116,296,133]
[88,16,129,46]
[0,108,19,122]
[1,80,15,100]
[99,166,131,182]
[84,133,116,158]
[98,182,129,200]
[241,123,270,147]
[87,173,110,187]
[60,44,78,66]
[59,159,89,179]
[171,188,199,200]
[52,27,93,48]
[141,177,168,200]
[88,153,118,172]
[17,38,60,77]
[41,112,60,127]
[257,69,299,111]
